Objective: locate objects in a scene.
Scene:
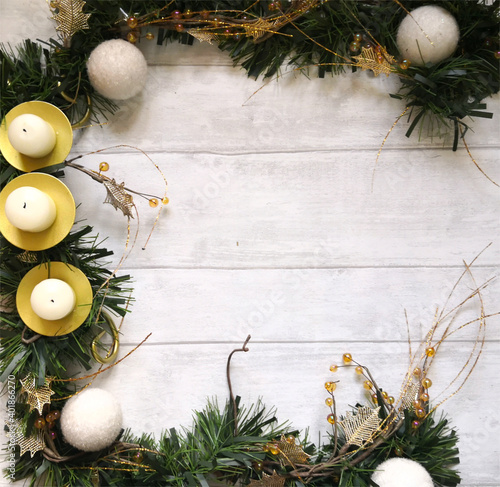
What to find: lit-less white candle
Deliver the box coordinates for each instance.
[30,279,76,321]
[4,186,57,232]
[7,113,56,158]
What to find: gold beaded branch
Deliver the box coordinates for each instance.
[119,0,320,45]
[120,0,412,76]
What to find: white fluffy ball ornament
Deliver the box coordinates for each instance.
[371,458,433,487]
[397,6,460,66]
[61,388,123,452]
[87,39,148,100]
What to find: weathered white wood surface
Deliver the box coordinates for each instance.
[1,1,500,486]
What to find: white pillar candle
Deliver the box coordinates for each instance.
[7,113,56,158]
[30,279,76,321]
[4,186,57,232]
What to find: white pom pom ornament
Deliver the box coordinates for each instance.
[371,458,433,487]
[397,6,460,66]
[87,39,148,100]
[61,388,123,452]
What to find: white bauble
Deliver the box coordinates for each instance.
[87,39,148,100]
[61,388,123,452]
[396,6,460,66]
[371,458,433,487]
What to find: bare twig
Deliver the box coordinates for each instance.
[226,335,251,436]
[21,326,41,344]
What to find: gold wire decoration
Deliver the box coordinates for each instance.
[53,333,151,389]
[371,106,411,189]
[248,470,286,487]
[50,0,91,47]
[276,435,310,467]
[459,124,499,188]
[5,417,46,457]
[20,374,55,415]
[97,445,161,474]
[64,144,168,248]
[352,46,396,77]
[338,406,381,447]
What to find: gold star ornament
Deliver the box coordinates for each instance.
[50,0,91,43]
[248,471,286,487]
[276,435,310,467]
[352,46,396,77]
[187,29,219,45]
[5,417,45,458]
[20,375,55,415]
[18,431,46,457]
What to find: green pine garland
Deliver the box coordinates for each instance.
[7,394,461,486]
[1,1,496,485]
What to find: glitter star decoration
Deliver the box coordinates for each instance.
[352,46,396,77]
[276,435,310,467]
[20,375,55,415]
[51,0,91,42]
[248,471,286,487]
[16,250,38,264]
[18,431,45,457]
[244,18,276,41]
[338,405,382,447]
[187,29,219,45]
[5,417,45,458]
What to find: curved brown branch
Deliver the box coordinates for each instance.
[21,326,41,344]
[226,335,251,436]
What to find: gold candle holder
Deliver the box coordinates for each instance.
[0,101,73,172]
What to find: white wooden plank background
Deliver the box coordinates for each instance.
[1,1,499,486]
